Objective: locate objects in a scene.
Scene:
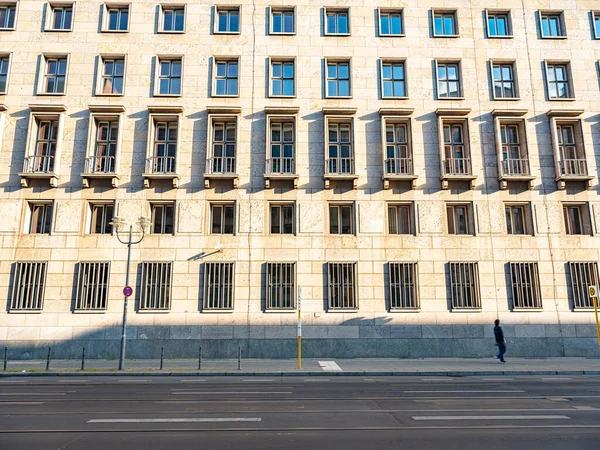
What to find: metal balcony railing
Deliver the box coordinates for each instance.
[206,156,236,174]
[146,156,176,174]
[85,155,115,174]
[384,157,413,176]
[501,158,530,177]
[559,158,588,177]
[443,157,471,176]
[22,155,55,173]
[266,157,295,175]
[326,157,354,175]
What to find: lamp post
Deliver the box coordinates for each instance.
[111,216,151,371]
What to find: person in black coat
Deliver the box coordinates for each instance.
[494,319,506,363]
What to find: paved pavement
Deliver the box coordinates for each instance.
[1,375,600,449]
[2,357,600,376]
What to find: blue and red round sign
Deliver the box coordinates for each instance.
[123,286,133,297]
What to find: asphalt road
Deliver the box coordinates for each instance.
[1,375,600,449]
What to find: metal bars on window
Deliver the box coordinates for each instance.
[568,262,598,309]
[203,262,234,310]
[10,262,48,311]
[327,262,357,310]
[139,262,172,310]
[449,262,480,309]
[75,262,110,311]
[509,262,542,309]
[266,262,295,310]
[389,262,419,309]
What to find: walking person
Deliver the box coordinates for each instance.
[493,319,506,363]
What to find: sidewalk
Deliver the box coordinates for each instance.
[1,357,600,377]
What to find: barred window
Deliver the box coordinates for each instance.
[389,262,419,309]
[29,203,53,234]
[509,262,542,309]
[327,262,357,310]
[139,262,172,310]
[266,262,295,310]
[10,262,48,311]
[568,262,599,309]
[75,262,110,311]
[448,262,480,309]
[203,262,234,310]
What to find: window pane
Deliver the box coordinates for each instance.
[391,15,401,34]
[380,15,389,34]
[212,206,222,233]
[329,206,339,234]
[271,206,281,234]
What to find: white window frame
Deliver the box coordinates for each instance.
[95,54,126,96]
[209,202,236,235]
[269,6,295,35]
[485,10,512,38]
[44,2,74,32]
[593,11,600,40]
[0,52,12,94]
[143,107,182,188]
[446,202,474,236]
[38,53,70,96]
[212,56,240,97]
[380,58,407,99]
[158,3,185,34]
[435,60,463,99]
[269,202,295,235]
[377,8,404,37]
[269,57,295,98]
[214,5,241,34]
[490,60,519,100]
[0,1,18,31]
[325,58,352,98]
[324,7,350,36]
[432,9,458,37]
[26,200,54,235]
[154,55,183,97]
[101,3,130,33]
[544,61,574,100]
[266,114,297,176]
[83,108,124,185]
[539,10,567,39]
[87,201,115,235]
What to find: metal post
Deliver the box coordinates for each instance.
[118,226,133,371]
[238,346,241,370]
[3,347,7,371]
[198,346,202,370]
[594,296,600,348]
[160,346,164,370]
[45,346,51,371]
[81,347,85,371]
[297,286,302,369]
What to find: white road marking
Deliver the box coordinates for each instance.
[542,378,572,381]
[0,402,45,405]
[412,415,570,421]
[318,361,342,372]
[0,392,67,396]
[422,378,454,381]
[87,417,262,423]
[117,379,151,383]
[404,390,525,394]
[243,379,274,382]
[303,379,330,382]
[171,391,292,395]
[57,380,89,383]
[0,380,27,383]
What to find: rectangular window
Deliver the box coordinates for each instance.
[505,204,530,235]
[384,120,412,175]
[389,262,418,309]
[563,204,591,235]
[487,11,511,37]
[150,203,174,235]
[381,60,406,98]
[157,58,182,96]
[594,12,600,39]
[270,204,294,234]
[88,119,118,173]
[326,60,351,97]
[0,4,16,29]
[388,204,413,235]
[104,5,129,32]
[161,6,184,32]
[139,262,172,310]
[499,122,529,176]
[214,59,239,96]
[90,203,113,234]
[271,8,294,34]
[329,204,353,235]
[442,121,471,176]
[492,62,517,99]
[0,55,10,93]
[327,262,357,310]
[270,60,294,97]
[379,9,403,36]
[266,262,295,310]
[49,4,73,31]
[327,121,353,175]
[75,262,110,311]
[10,261,48,311]
[31,119,58,173]
[433,10,457,36]
[569,262,599,309]
[556,122,587,177]
[211,203,235,234]
[203,262,234,310]
[29,203,53,234]
[546,63,572,99]
[43,56,68,94]
[447,204,472,235]
[216,7,240,33]
[509,262,542,309]
[99,57,124,95]
[449,262,480,309]
[325,8,350,35]
[149,120,177,174]
[210,120,236,173]
[540,12,565,37]
[436,61,461,98]
[268,119,295,174]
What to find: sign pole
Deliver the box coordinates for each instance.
[297,286,302,369]
[589,285,600,348]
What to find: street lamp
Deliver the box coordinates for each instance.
[111,215,152,371]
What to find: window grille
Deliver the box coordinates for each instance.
[389,262,419,309]
[75,262,110,310]
[449,262,480,309]
[203,262,234,310]
[568,262,599,309]
[10,261,48,311]
[327,262,357,310]
[139,262,172,310]
[509,262,542,309]
[266,262,295,310]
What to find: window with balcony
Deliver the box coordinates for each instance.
[156,58,182,96]
[436,61,461,98]
[378,9,403,36]
[383,119,413,178]
[563,203,591,235]
[0,3,16,30]
[215,6,239,33]
[29,119,58,174]
[47,3,73,31]
[266,262,295,310]
[203,262,234,310]
[29,202,53,234]
[325,8,350,35]
[270,7,294,34]
[98,57,125,95]
[214,58,239,96]
[448,262,480,309]
[41,55,68,94]
[208,119,236,175]
[545,62,573,99]
[447,203,473,235]
[90,119,118,174]
[143,107,182,188]
[326,60,351,97]
[160,5,185,32]
[150,203,174,235]
[270,203,294,234]
[210,203,235,234]
[103,4,129,32]
[442,120,472,178]
[540,11,565,38]
[75,261,110,311]
[267,118,295,176]
[150,120,177,175]
[388,203,413,235]
[326,120,353,176]
[327,262,357,310]
[89,203,113,235]
[509,262,542,309]
[505,204,532,235]
[568,262,599,309]
[388,262,418,309]
[139,261,172,310]
[0,55,10,94]
[10,261,48,311]
[433,10,457,36]
[492,62,517,99]
[270,59,294,97]
[554,121,588,179]
[329,204,353,235]
[486,11,511,37]
[380,60,406,98]
[496,119,531,183]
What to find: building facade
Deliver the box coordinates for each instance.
[1,0,600,359]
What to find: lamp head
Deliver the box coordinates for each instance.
[215,244,224,252]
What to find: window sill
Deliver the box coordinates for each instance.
[511,308,544,312]
[8,310,43,314]
[270,32,296,36]
[324,33,351,37]
[269,94,296,99]
[154,93,182,98]
[137,309,172,314]
[450,308,482,312]
[201,309,234,313]
[73,309,107,314]
[487,35,514,39]
[326,308,359,313]
[389,308,420,312]
[214,31,241,35]
[95,92,125,97]
[212,94,240,98]
[263,308,297,313]
[0,28,16,32]
[541,35,568,40]
[37,92,66,97]
[548,97,576,102]
[437,96,465,101]
[101,29,130,34]
[379,34,406,38]
[325,96,353,100]
[382,96,409,100]
[158,30,186,34]
[44,28,73,33]
[492,97,521,101]
[433,34,460,38]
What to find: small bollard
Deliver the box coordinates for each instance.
[80,347,86,371]
[237,346,241,370]
[3,347,7,371]
[198,346,202,370]
[45,346,51,371]
[159,346,164,370]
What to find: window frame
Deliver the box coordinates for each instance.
[38,53,70,96]
[265,262,296,310]
[328,202,355,236]
[448,261,481,310]
[139,261,173,311]
[549,117,589,182]
[432,9,458,37]
[544,61,574,100]
[158,4,185,34]
[324,7,351,36]
[84,109,123,181]
[144,109,182,182]
[27,201,54,235]
[377,8,404,37]
[539,10,567,39]
[9,261,48,312]
[0,2,18,31]
[381,116,414,180]
[269,202,295,235]
[593,11,600,40]
[446,203,474,236]
[266,114,297,176]
[388,262,419,310]
[485,10,512,38]
[212,56,240,97]
[325,116,355,178]
[203,261,235,311]
[87,201,115,235]
[438,117,473,180]
[154,55,183,97]
[75,261,111,312]
[490,60,519,100]
[209,202,236,235]
[326,261,358,310]
[102,3,130,33]
[96,54,126,96]
[435,60,463,100]
[269,6,295,35]
[44,2,74,32]
[568,261,599,310]
[508,262,543,310]
[325,58,352,98]
[504,203,533,236]
[380,58,408,99]
[493,117,531,182]
[206,113,239,178]
[562,202,592,236]
[214,5,241,34]
[269,57,295,98]
[387,202,414,236]
[0,52,12,94]
[149,201,176,235]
